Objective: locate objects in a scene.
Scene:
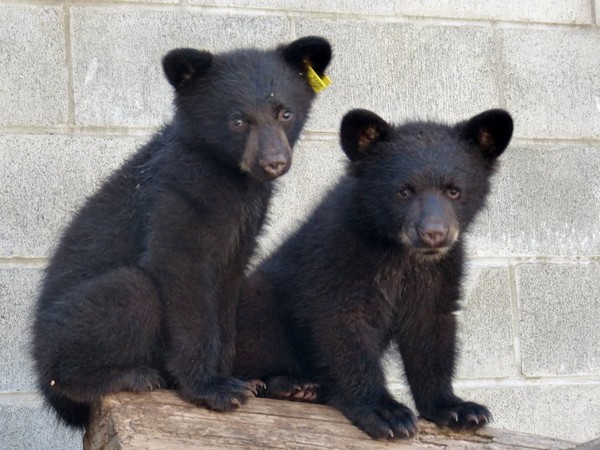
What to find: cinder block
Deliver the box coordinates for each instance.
[189,0,394,14]
[0,394,82,450]
[516,264,600,377]
[295,20,500,133]
[456,265,515,379]
[70,7,290,127]
[396,0,592,24]
[0,5,67,126]
[0,134,140,258]
[0,268,42,392]
[452,384,600,443]
[257,138,345,256]
[501,28,600,139]
[467,144,600,257]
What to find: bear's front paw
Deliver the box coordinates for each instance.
[263,375,319,402]
[345,400,418,440]
[179,377,257,412]
[423,400,491,430]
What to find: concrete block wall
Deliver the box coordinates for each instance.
[1,1,598,447]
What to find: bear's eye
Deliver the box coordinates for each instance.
[447,188,461,199]
[229,117,246,132]
[279,108,294,122]
[397,189,412,200]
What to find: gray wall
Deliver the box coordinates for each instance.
[1,1,599,448]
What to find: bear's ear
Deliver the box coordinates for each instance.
[279,36,332,78]
[162,48,213,90]
[340,109,391,162]
[459,109,514,159]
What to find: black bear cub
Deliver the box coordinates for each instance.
[32,36,331,429]
[234,108,513,439]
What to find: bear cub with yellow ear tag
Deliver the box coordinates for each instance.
[234,108,513,439]
[31,36,331,429]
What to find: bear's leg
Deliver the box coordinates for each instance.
[37,266,163,412]
[310,309,417,439]
[234,270,314,402]
[395,307,491,430]
[216,272,243,376]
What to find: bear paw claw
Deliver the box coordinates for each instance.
[423,400,491,430]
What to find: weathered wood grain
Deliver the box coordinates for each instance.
[85,390,577,449]
[574,437,600,450]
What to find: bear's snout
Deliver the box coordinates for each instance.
[408,194,460,253]
[418,222,448,248]
[259,155,290,179]
[256,125,292,180]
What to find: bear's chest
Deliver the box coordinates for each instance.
[374,259,442,316]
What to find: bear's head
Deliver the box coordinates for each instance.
[340,108,513,259]
[162,37,332,182]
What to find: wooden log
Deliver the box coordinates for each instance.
[84,390,577,450]
[574,437,600,450]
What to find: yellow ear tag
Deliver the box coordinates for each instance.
[305,63,331,94]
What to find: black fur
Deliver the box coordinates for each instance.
[234,108,513,439]
[31,37,331,429]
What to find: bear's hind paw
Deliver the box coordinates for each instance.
[263,376,319,402]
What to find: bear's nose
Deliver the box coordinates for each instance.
[260,159,288,178]
[419,224,448,248]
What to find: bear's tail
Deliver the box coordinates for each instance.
[42,385,90,429]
